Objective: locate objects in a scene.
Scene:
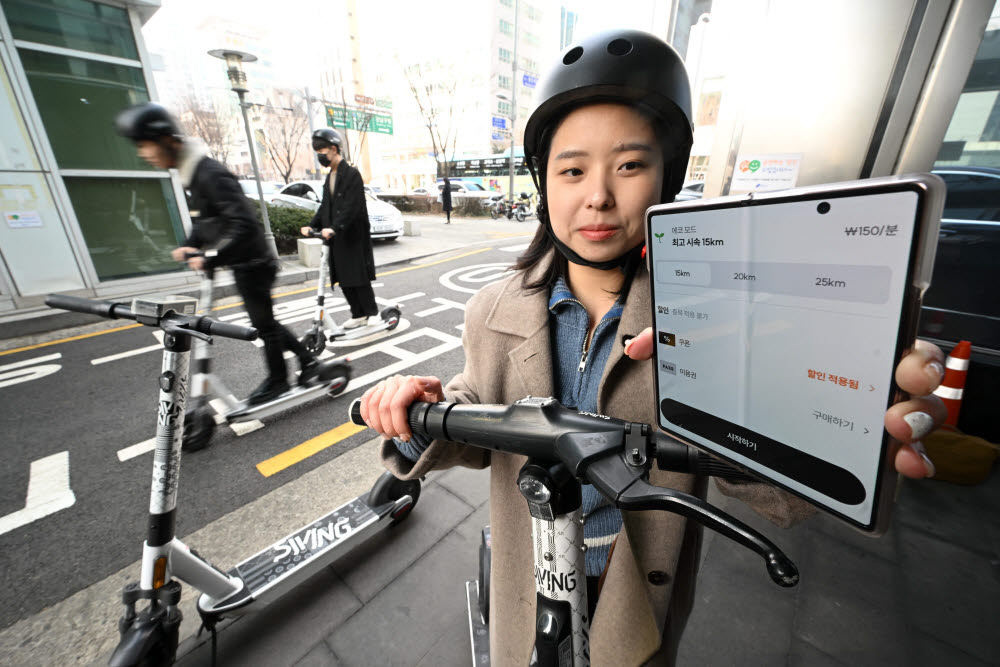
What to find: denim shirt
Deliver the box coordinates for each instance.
[394,276,625,576]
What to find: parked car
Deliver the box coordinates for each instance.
[271,180,404,240]
[918,166,1000,440]
[437,180,496,207]
[238,179,281,203]
[675,181,705,202]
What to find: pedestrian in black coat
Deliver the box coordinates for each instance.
[115,102,318,406]
[301,129,378,328]
[441,175,453,223]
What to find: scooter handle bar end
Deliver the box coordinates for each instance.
[45,294,127,319]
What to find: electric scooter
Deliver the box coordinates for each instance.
[349,397,797,667]
[182,252,352,451]
[300,230,401,353]
[45,293,420,667]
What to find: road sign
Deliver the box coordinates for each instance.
[325,104,393,135]
[492,116,507,129]
[522,73,537,88]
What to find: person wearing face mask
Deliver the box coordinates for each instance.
[300,128,378,329]
[116,102,320,406]
[356,30,947,665]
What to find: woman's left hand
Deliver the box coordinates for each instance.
[624,328,946,479]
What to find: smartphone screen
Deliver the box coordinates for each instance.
[647,187,926,530]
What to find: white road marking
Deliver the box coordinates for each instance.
[415,298,467,318]
[0,452,76,536]
[0,353,62,371]
[117,438,156,461]
[438,263,513,294]
[91,344,160,365]
[500,243,530,252]
[339,327,463,393]
[230,420,265,436]
[0,353,62,388]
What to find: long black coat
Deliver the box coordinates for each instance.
[309,159,376,287]
[183,156,273,269]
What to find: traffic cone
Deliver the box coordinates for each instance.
[933,340,971,430]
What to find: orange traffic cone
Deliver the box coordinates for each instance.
[933,340,971,430]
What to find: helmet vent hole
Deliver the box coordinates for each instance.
[563,46,584,65]
[607,39,633,56]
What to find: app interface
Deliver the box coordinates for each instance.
[649,191,918,526]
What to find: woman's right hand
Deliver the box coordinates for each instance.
[300,226,312,237]
[359,375,445,441]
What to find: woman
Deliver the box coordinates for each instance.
[359,30,945,665]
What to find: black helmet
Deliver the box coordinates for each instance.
[114,102,181,143]
[523,29,693,200]
[312,128,343,151]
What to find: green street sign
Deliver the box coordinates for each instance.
[325,104,393,135]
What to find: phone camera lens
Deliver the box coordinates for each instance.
[817,202,831,215]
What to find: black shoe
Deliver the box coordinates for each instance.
[298,358,320,386]
[247,377,290,406]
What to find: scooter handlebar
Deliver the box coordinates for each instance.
[197,316,258,341]
[348,398,754,481]
[45,294,128,319]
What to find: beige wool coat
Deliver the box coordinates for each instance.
[379,253,813,666]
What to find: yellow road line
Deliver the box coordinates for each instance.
[2,247,494,354]
[257,421,368,477]
[0,323,143,357]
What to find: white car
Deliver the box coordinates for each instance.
[271,180,405,240]
[238,179,281,202]
[437,180,497,207]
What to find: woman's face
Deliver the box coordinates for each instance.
[545,103,663,263]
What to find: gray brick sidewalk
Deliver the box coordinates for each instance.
[174,464,999,666]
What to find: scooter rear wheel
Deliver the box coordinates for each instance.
[367,471,421,525]
[322,360,352,396]
[183,402,216,452]
[302,329,326,354]
[380,306,401,331]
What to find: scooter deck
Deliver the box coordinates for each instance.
[225,377,346,423]
[198,493,411,618]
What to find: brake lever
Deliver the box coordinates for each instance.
[585,454,799,588]
[161,321,212,343]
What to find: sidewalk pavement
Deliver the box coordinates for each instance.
[166,455,999,667]
[0,213,536,343]
[170,462,999,667]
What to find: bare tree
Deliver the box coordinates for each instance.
[175,89,237,169]
[257,90,309,184]
[399,58,460,178]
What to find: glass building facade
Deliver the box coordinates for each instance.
[0,0,186,313]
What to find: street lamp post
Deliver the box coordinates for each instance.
[509,0,519,202]
[208,48,277,257]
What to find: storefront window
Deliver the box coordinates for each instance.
[63,177,185,280]
[18,48,151,170]
[5,0,138,60]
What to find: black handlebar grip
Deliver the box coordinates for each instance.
[204,318,258,341]
[45,294,127,320]
[183,251,205,259]
[349,398,364,425]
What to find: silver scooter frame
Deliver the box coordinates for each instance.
[300,238,401,352]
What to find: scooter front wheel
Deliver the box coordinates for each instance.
[302,329,326,354]
[380,306,401,331]
[183,402,216,452]
[367,471,421,525]
[515,209,526,222]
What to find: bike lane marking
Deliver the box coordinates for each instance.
[0,452,75,536]
[0,352,63,388]
[255,326,463,477]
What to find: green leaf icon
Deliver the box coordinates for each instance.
[11,215,19,220]
[654,232,664,243]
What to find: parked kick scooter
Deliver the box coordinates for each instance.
[182,251,351,451]
[46,293,420,667]
[300,230,401,353]
[349,397,797,667]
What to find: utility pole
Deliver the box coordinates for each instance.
[509,0,519,201]
[304,86,320,176]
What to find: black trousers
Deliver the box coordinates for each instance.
[341,284,378,318]
[233,262,311,382]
